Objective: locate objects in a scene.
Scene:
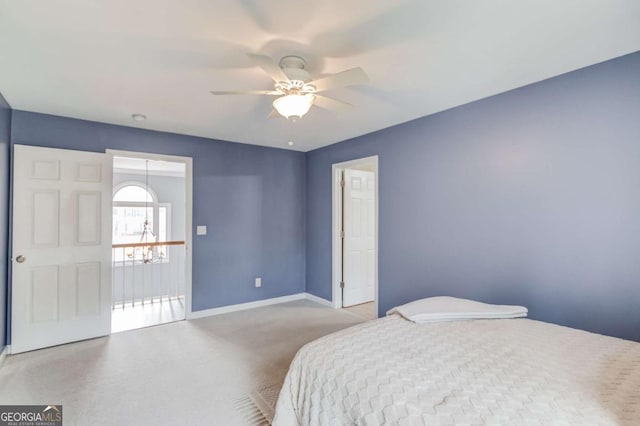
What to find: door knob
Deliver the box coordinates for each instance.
[16,255,26,263]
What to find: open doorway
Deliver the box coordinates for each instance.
[332,156,378,320]
[108,151,192,333]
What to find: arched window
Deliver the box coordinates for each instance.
[113,185,155,203]
[112,182,170,252]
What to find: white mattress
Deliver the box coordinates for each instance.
[273,315,640,425]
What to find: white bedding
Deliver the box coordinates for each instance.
[273,315,640,425]
[387,296,527,323]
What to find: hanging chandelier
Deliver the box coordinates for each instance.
[125,159,161,264]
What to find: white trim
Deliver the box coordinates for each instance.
[0,346,9,368]
[304,292,333,307]
[112,180,159,204]
[113,167,185,178]
[332,166,342,309]
[106,149,194,321]
[332,155,379,315]
[189,293,307,319]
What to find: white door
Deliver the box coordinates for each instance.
[12,145,112,353]
[342,169,375,307]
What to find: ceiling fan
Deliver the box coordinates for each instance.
[210,54,369,120]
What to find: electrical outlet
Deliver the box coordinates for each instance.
[255,277,262,288]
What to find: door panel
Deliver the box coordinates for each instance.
[31,266,60,323]
[31,159,60,180]
[342,169,376,307]
[76,162,102,182]
[12,145,112,353]
[33,191,60,247]
[76,262,102,316]
[77,192,101,245]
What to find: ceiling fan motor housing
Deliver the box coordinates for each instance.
[279,55,311,83]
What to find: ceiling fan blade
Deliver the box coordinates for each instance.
[313,95,353,112]
[247,53,290,83]
[267,109,281,119]
[210,90,280,96]
[307,68,368,92]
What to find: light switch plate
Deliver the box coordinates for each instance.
[196,225,207,236]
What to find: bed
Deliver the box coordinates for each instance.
[273,298,640,425]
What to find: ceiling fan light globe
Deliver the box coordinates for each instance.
[273,94,315,119]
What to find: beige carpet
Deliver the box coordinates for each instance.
[343,301,377,320]
[0,299,364,425]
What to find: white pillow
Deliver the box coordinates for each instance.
[387,296,528,323]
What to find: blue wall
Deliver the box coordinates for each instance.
[306,52,640,341]
[4,51,640,344]
[0,93,10,350]
[10,112,306,314]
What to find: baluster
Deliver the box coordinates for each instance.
[158,246,162,306]
[176,246,181,301]
[162,244,167,303]
[121,247,125,310]
[150,249,154,305]
[131,251,135,308]
[112,247,115,310]
[142,253,146,306]
[170,245,174,302]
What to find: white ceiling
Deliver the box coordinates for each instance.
[1,1,638,152]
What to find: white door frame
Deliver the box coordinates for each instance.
[332,155,379,313]
[106,149,194,319]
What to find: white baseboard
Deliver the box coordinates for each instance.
[186,292,338,321]
[0,345,9,368]
[188,293,307,319]
[304,293,333,307]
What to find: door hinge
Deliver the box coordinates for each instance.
[340,179,345,188]
[340,281,345,289]
[340,230,345,239]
